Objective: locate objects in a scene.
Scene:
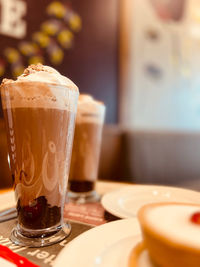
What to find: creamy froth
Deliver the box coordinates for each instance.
[76,94,105,124]
[2,64,78,89]
[1,64,79,111]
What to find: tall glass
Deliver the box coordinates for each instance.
[1,81,78,247]
[68,94,105,203]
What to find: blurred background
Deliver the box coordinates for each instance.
[1,0,200,189]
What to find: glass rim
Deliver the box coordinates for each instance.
[0,81,79,112]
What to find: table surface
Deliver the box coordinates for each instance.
[0,180,132,267]
[0,180,131,215]
[0,180,131,193]
[1,180,200,266]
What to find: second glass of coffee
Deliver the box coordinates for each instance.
[68,94,105,203]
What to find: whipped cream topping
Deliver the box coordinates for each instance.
[144,204,200,250]
[76,94,105,124]
[1,64,79,111]
[2,64,78,89]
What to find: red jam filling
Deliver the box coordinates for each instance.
[190,212,200,225]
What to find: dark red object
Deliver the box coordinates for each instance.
[150,0,185,22]
[190,212,200,225]
[0,245,38,266]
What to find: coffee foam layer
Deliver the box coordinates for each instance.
[145,204,200,250]
[76,94,105,124]
[1,82,78,112]
[2,64,78,89]
[1,64,79,111]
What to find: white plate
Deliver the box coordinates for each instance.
[101,185,200,218]
[54,218,142,267]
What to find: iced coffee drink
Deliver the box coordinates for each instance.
[68,94,105,203]
[0,64,79,247]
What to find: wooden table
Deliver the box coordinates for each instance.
[0,180,130,266]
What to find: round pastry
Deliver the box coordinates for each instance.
[137,202,200,267]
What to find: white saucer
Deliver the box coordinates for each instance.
[54,218,141,267]
[101,185,200,218]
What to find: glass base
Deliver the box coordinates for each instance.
[10,222,71,248]
[67,190,100,204]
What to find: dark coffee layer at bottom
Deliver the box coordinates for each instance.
[17,196,61,230]
[68,180,95,193]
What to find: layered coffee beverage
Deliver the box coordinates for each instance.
[68,95,105,202]
[1,64,79,246]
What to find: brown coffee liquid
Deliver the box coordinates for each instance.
[68,180,95,193]
[69,121,103,192]
[17,196,61,230]
[4,107,74,229]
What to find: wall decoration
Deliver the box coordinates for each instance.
[122,0,200,130]
[0,0,82,78]
[150,0,185,22]
[0,0,119,123]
